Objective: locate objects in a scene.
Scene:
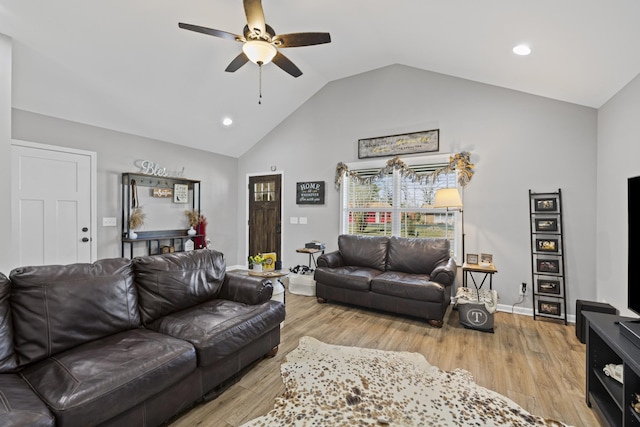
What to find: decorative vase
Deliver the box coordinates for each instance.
[129,230,138,239]
[253,263,263,272]
[187,226,197,236]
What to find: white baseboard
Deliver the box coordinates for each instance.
[496,303,576,324]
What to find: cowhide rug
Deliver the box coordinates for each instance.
[242,336,570,427]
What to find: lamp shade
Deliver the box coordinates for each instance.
[242,40,277,65]
[433,188,463,209]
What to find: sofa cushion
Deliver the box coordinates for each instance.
[19,329,196,427]
[147,300,285,367]
[314,266,381,291]
[133,249,226,325]
[0,374,55,427]
[387,237,451,274]
[9,258,139,366]
[371,271,446,301]
[338,235,388,271]
[0,273,17,373]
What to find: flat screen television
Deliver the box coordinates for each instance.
[621,176,640,347]
[629,176,640,315]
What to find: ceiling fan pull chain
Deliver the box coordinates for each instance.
[258,63,263,105]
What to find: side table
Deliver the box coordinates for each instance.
[296,248,324,268]
[462,262,498,298]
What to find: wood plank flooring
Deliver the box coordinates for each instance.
[169,292,600,427]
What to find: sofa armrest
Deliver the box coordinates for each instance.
[316,251,344,268]
[219,271,273,305]
[430,258,457,287]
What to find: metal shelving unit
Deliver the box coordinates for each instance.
[529,189,567,324]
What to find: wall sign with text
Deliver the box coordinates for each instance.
[296,181,325,205]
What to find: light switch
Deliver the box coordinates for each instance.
[290,217,299,224]
[103,217,117,227]
[299,217,308,224]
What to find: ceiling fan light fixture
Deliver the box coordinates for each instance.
[242,40,277,65]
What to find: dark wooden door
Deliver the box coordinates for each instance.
[248,174,282,261]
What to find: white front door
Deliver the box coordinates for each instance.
[11,141,96,267]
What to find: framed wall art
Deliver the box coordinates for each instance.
[534,198,557,212]
[536,258,560,274]
[538,300,562,316]
[358,129,439,159]
[173,183,189,203]
[537,278,562,295]
[536,239,558,252]
[466,253,479,264]
[534,218,558,232]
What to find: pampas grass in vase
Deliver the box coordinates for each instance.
[185,209,199,235]
[129,207,146,239]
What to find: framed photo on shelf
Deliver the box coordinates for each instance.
[480,253,493,265]
[536,239,558,252]
[537,278,561,295]
[173,184,189,204]
[534,198,557,212]
[534,218,558,232]
[466,253,479,264]
[538,300,562,316]
[536,258,560,274]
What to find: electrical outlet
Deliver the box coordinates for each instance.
[519,282,527,296]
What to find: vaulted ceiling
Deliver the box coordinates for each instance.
[2,1,639,157]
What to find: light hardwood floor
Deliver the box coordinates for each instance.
[169,291,600,427]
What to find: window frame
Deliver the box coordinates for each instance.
[339,154,462,262]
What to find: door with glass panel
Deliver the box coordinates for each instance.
[248,174,281,262]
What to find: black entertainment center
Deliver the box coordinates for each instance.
[585,312,640,426]
[585,175,640,426]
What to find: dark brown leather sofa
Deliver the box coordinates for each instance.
[0,249,285,426]
[314,235,456,327]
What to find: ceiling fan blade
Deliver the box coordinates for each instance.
[178,23,243,42]
[243,0,266,37]
[272,51,302,78]
[273,32,331,48]
[225,52,250,73]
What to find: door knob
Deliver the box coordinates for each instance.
[82,227,88,232]
[82,237,89,242]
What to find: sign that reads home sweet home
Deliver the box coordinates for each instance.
[296,181,325,205]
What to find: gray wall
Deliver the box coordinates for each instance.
[0,35,12,274]
[11,110,240,265]
[597,72,640,316]
[238,64,599,313]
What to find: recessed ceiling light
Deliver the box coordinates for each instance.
[222,117,233,126]
[513,44,532,56]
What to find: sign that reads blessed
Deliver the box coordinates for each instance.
[296,181,325,205]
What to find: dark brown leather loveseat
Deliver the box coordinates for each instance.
[314,235,456,327]
[0,249,285,426]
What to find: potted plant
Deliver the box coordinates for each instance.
[248,254,265,272]
[184,209,200,236]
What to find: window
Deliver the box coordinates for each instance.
[340,158,461,259]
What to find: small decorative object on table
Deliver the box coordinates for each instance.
[479,253,493,267]
[466,253,479,264]
[249,254,266,272]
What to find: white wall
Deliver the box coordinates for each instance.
[11,110,240,265]
[239,64,598,313]
[596,72,640,316]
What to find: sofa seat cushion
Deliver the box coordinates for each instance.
[0,374,54,427]
[371,271,445,301]
[19,329,196,427]
[314,266,382,291]
[147,299,286,367]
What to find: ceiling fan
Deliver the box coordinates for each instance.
[178,0,331,78]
